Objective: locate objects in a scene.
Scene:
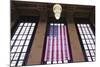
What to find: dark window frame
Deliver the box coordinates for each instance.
[75,18,95,62]
[10,16,39,66]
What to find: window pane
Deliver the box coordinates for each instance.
[84,35,88,39]
[16,46,22,52]
[28,23,32,26]
[15,27,21,34]
[20,53,26,60]
[77,24,95,62]
[12,35,17,40]
[83,45,88,49]
[24,23,28,26]
[15,41,20,46]
[11,47,17,52]
[11,53,14,60]
[25,40,30,45]
[22,46,28,52]
[20,27,26,34]
[17,61,23,66]
[88,57,92,61]
[11,40,14,46]
[82,40,86,44]
[17,35,22,40]
[85,50,90,56]
[27,35,31,40]
[88,45,92,49]
[81,35,84,39]
[11,61,17,66]
[11,22,36,66]
[22,35,27,39]
[19,23,24,26]
[32,23,35,26]
[20,40,25,45]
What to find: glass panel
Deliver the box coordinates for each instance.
[90,39,94,44]
[88,45,92,49]
[86,40,90,44]
[20,27,26,34]
[16,46,22,52]
[25,40,30,45]
[11,47,17,52]
[82,28,86,34]
[85,50,90,56]
[90,50,94,56]
[11,53,14,60]
[15,41,20,46]
[20,53,26,60]
[83,45,88,49]
[17,35,22,40]
[32,23,35,26]
[82,40,86,44]
[84,35,88,39]
[12,35,17,40]
[29,30,33,34]
[11,40,14,46]
[22,35,27,39]
[91,45,95,49]
[20,40,25,45]
[11,61,17,66]
[81,35,84,39]
[15,27,21,34]
[22,46,28,52]
[88,57,92,61]
[24,23,28,26]
[27,35,31,39]
[88,35,91,39]
[92,57,95,61]
[17,61,23,66]
[28,23,32,26]
[19,23,24,26]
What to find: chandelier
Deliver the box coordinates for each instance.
[53,4,62,20]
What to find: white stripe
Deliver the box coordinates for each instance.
[53,37,57,61]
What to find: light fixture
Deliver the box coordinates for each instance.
[53,4,62,20]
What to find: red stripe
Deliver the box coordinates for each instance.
[52,26,54,63]
[56,25,58,63]
[63,25,67,60]
[60,24,63,62]
[64,26,70,60]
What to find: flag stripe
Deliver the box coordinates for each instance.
[44,23,70,64]
[64,26,70,60]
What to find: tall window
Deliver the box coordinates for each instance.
[43,23,71,64]
[77,24,95,62]
[10,22,36,66]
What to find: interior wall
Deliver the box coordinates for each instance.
[11,3,19,28]
[11,1,95,64]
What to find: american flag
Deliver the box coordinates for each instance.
[44,23,70,64]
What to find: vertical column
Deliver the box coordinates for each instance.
[27,10,47,65]
[66,10,85,62]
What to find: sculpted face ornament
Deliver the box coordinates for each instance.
[53,4,62,20]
